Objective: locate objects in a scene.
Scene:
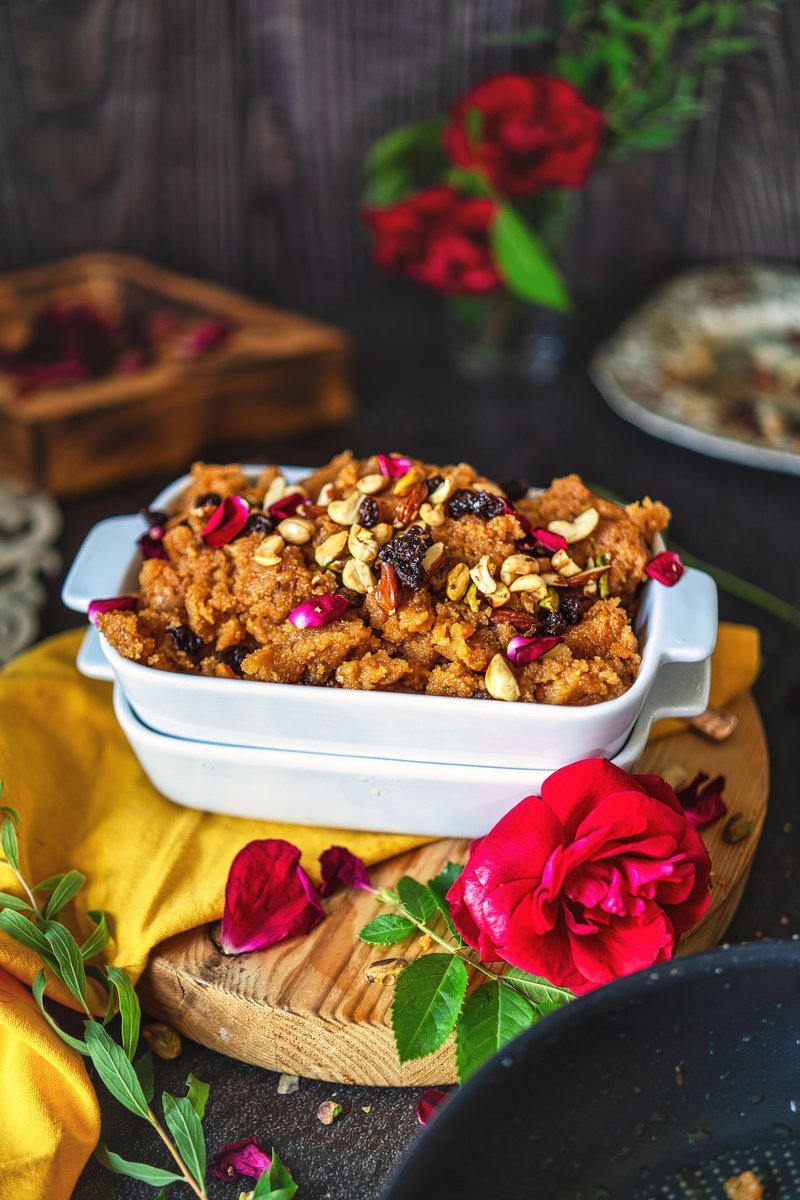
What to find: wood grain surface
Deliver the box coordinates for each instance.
[138,690,769,1087]
[0,3,797,306]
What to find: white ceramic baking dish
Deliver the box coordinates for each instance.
[111,659,710,837]
[63,466,717,771]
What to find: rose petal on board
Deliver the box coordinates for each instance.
[376,453,413,478]
[201,495,250,547]
[318,846,373,897]
[645,550,685,587]
[417,1088,450,1126]
[676,772,728,829]
[210,1138,271,1181]
[220,839,326,955]
[88,596,137,625]
[506,635,563,666]
[289,594,350,629]
[532,527,568,553]
[180,318,232,359]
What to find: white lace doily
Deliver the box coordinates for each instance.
[0,477,61,664]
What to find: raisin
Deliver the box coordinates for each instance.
[539,610,566,637]
[218,645,249,676]
[561,597,583,625]
[498,477,529,501]
[241,512,274,536]
[377,526,431,588]
[140,506,168,527]
[446,488,505,521]
[168,625,202,657]
[425,475,444,496]
[358,496,379,529]
[195,491,221,509]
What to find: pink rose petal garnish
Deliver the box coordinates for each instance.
[318,846,374,897]
[507,635,563,665]
[180,318,232,359]
[220,839,326,955]
[645,550,685,587]
[289,594,349,629]
[376,453,413,478]
[88,596,137,625]
[417,1088,450,1126]
[210,1138,271,1180]
[268,491,304,520]
[676,772,727,829]
[532,527,568,553]
[201,495,250,547]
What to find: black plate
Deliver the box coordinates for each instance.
[384,942,800,1199]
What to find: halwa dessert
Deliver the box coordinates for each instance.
[94,452,674,706]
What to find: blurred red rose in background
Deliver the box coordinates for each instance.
[447,759,711,995]
[363,185,499,295]
[444,73,604,196]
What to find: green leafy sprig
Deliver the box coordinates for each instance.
[359,863,574,1081]
[0,796,297,1199]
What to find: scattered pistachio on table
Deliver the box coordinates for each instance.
[317,1099,343,1125]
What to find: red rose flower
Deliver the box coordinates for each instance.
[444,73,604,197]
[447,759,711,995]
[363,185,500,295]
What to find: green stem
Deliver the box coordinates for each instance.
[148,1108,207,1199]
[10,864,39,913]
[671,543,800,632]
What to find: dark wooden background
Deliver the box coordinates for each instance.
[0,0,798,309]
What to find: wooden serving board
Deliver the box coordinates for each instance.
[138,692,768,1086]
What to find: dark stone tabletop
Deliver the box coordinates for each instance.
[38,297,799,1200]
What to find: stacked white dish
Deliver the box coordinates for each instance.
[63,468,718,837]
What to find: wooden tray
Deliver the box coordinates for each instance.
[0,254,353,495]
[139,692,768,1086]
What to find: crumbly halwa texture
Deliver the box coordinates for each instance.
[97,454,670,706]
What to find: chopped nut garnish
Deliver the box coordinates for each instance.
[398,481,428,525]
[253,533,284,566]
[328,492,363,525]
[361,1105,372,1113]
[485,653,520,702]
[342,559,376,594]
[488,583,511,608]
[314,530,349,567]
[547,506,599,544]
[446,562,470,601]
[500,553,539,586]
[470,554,497,596]
[550,548,582,578]
[689,707,739,741]
[419,501,446,528]
[509,574,548,598]
[348,523,379,563]
[142,1022,182,1060]
[393,466,425,497]
[428,475,455,505]
[277,1073,300,1094]
[317,1100,343,1125]
[660,761,690,792]
[375,561,401,614]
[464,581,480,613]
[421,541,446,577]
[723,813,753,844]
[357,473,388,495]
[365,956,407,984]
[277,516,315,545]
[262,475,287,510]
[317,481,335,505]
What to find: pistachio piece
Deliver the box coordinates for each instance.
[253,533,284,566]
[446,562,470,601]
[328,492,363,525]
[485,653,520,702]
[547,506,599,544]
[419,501,446,528]
[365,957,407,984]
[342,558,376,594]
[470,554,497,596]
[500,553,539,586]
[315,529,349,567]
[348,523,379,563]
[277,516,315,545]
[357,473,389,495]
[464,581,480,613]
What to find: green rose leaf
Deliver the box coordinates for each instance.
[43,870,86,921]
[253,1149,298,1199]
[358,914,417,945]
[185,1072,210,1120]
[0,891,32,911]
[43,921,88,1007]
[32,969,89,1056]
[502,968,576,1010]
[1,815,20,871]
[162,1093,206,1187]
[491,204,573,314]
[80,909,110,960]
[364,118,447,207]
[391,953,468,1063]
[396,876,437,925]
[93,1143,182,1185]
[455,979,537,1082]
[134,1050,155,1104]
[84,1021,150,1119]
[426,862,464,942]
[105,964,141,1061]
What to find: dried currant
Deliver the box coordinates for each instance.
[195,491,222,509]
[539,609,566,637]
[358,496,379,529]
[425,475,445,496]
[218,645,249,676]
[498,477,529,501]
[377,526,431,587]
[241,512,274,536]
[446,488,505,521]
[140,506,168,527]
[168,625,203,657]
[561,597,584,625]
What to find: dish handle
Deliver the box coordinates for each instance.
[76,626,114,682]
[61,515,144,612]
[656,567,718,667]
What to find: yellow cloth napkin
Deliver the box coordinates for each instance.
[0,622,761,1200]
